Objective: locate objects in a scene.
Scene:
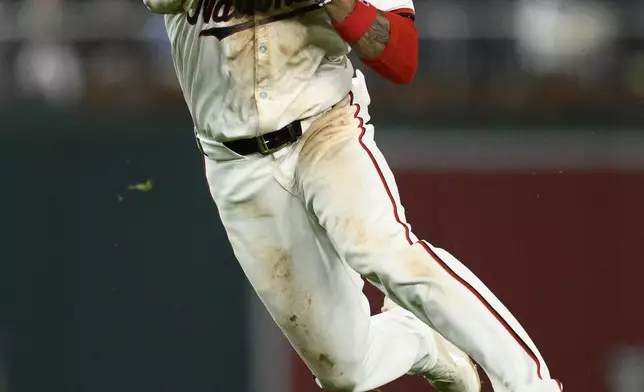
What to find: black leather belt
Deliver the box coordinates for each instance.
[223,121,303,156]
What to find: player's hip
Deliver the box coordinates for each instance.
[194,70,369,160]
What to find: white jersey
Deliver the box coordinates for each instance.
[165,0,414,141]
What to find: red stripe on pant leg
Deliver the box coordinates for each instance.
[348,92,547,383]
[556,379,563,391]
[349,92,413,245]
[419,240,544,380]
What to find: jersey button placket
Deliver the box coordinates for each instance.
[255,22,271,131]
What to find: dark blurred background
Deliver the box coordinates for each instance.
[0,0,643,392]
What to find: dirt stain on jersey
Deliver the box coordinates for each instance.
[402,245,437,280]
[225,29,256,81]
[279,293,317,358]
[251,245,350,384]
[265,246,292,282]
[317,353,336,371]
[337,216,368,248]
[297,108,357,166]
[275,21,307,60]
[259,246,314,317]
[238,198,273,219]
[282,302,343,384]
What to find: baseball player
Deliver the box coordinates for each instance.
[143,0,563,391]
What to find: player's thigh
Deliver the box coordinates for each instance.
[204,154,372,379]
[294,94,416,280]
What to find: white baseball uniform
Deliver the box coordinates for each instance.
[157,0,563,390]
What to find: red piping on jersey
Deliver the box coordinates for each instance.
[348,91,553,386]
[360,9,419,84]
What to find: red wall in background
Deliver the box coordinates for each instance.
[293,171,644,392]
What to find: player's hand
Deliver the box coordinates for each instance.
[143,0,195,14]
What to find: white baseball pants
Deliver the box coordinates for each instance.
[201,71,562,392]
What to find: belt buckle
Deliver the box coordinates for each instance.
[256,134,286,155]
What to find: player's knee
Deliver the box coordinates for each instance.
[373,243,442,285]
[316,372,362,392]
[372,244,449,309]
[314,361,365,392]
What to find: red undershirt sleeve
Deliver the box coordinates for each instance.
[360,10,419,84]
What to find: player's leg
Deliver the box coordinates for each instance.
[200,140,438,391]
[293,72,562,392]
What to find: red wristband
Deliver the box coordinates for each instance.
[360,11,418,84]
[332,0,378,43]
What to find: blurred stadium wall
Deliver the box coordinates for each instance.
[1,0,644,392]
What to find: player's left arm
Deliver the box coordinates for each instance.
[324,0,418,84]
